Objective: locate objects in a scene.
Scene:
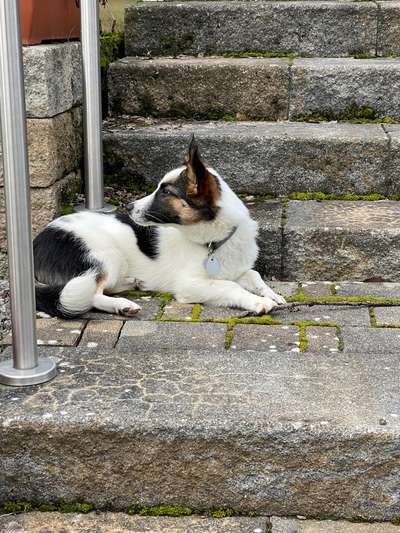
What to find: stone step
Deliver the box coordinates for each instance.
[1,345,399,520]
[108,56,400,121]
[103,118,400,197]
[124,1,400,58]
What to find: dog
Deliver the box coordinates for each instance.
[33,136,286,318]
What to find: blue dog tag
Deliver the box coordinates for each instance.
[204,255,221,276]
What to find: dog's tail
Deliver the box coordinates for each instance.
[35,270,98,319]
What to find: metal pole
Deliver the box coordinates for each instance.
[80,0,114,213]
[0,0,56,386]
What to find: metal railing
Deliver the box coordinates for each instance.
[0,0,109,386]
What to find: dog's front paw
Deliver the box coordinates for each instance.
[253,297,277,316]
[114,298,141,316]
[260,286,286,305]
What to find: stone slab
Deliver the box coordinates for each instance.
[342,326,400,353]
[1,319,85,347]
[200,305,248,320]
[0,108,82,188]
[272,304,370,326]
[82,296,161,321]
[301,281,333,297]
[334,282,400,298]
[377,2,400,57]
[267,281,299,298]
[283,201,400,280]
[271,517,399,532]
[0,171,80,252]
[0,347,400,519]
[249,200,283,279]
[125,1,377,58]
[78,320,123,349]
[0,513,269,533]
[374,307,400,326]
[162,301,194,320]
[290,58,400,121]
[306,326,339,352]
[23,43,82,118]
[103,119,396,196]
[231,324,300,352]
[108,57,289,121]
[117,320,227,352]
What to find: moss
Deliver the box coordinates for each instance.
[330,283,337,296]
[352,52,376,59]
[127,505,193,517]
[233,315,281,326]
[59,503,94,514]
[337,326,344,352]
[223,114,236,121]
[191,303,202,320]
[100,32,124,70]
[59,190,79,216]
[390,517,400,525]
[161,33,195,56]
[287,192,389,202]
[288,295,400,304]
[369,306,377,327]
[216,50,294,59]
[2,500,32,513]
[296,103,399,124]
[291,320,339,328]
[299,325,308,352]
[211,508,236,518]
[38,503,58,512]
[103,145,155,193]
[225,324,235,349]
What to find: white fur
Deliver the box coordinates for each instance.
[51,167,285,315]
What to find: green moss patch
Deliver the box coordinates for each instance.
[287,192,396,201]
[127,505,193,517]
[296,103,398,124]
[191,303,202,320]
[100,32,124,70]
[299,325,308,352]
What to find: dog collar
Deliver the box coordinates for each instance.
[207,226,238,255]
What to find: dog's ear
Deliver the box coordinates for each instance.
[186,135,217,200]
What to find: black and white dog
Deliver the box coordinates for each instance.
[34,137,285,318]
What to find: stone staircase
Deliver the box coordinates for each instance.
[104,0,400,282]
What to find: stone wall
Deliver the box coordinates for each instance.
[0,42,83,277]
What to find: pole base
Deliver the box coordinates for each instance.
[0,358,57,386]
[74,202,117,214]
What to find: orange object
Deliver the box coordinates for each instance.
[20,0,80,46]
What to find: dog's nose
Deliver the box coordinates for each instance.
[127,202,135,211]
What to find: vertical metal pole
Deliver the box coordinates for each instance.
[80,0,114,213]
[0,0,56,386]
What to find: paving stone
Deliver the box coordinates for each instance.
[103,118,395,196]
[0,171,80,252]
[306,326,339,352]
[108,57,289,121]
[1,319,85,346]
[125,1,377,58]
[162,301,194,320]
[78,320,123,349]
[200,305,248,320]
[1,347,400,519]
[272,305,370,326]
[377,2,400,57]
[23,43,82,118]
[301,281,333,297]
[117,320,226,352]
[231,324,300,352]
[0,513,270,533]
[334,282,400,299]
[342,326,400,353]
[290,58,400,121]
[271,517,399,532]
[267,281,299,299]
[374,306,400,326]
[249,200,283,279]
[82,296,161,321]
[283,201,400,280]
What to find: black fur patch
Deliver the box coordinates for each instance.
[33,226,98,287]
[116,212,159,259]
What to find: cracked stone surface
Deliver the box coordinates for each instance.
[341,326,400,353]
[0,347,399,518]
[231,325,300,353]
[1,319,85,347]
[79,320,123,350]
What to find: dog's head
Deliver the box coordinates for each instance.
[130,136,221,227]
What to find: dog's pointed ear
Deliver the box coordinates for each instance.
[186,135,207,190]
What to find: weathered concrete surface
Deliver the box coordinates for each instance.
[335,281,400,298]
[0,513,270,533]
[23,43,82,118]
[117,320,227,352]
[306,326,339,352]
[248,200,282,279]
[290,58,400,121]
[374,306,400,326]
[272,304,370,326]
[271,517,399,532]
[342,326,400,352]
[125,1,377,58]
[0,347,399,519]
[0,108,82,188]
[103,118,397,196]
[108,57,289,121]
[0,171,80,253]
[1,319,85,347]
[79,320,123,349]
[231,324,300,352]
[301,281,333,297]
[377,2,400,57]
[82,295,161,322]
[283,201,400,280]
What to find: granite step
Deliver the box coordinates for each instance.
[108,56,400,121]
[124,1,400,58]
[1,345,399,521]
[103,118,400,197]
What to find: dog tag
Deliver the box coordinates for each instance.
[204,255,221,276]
